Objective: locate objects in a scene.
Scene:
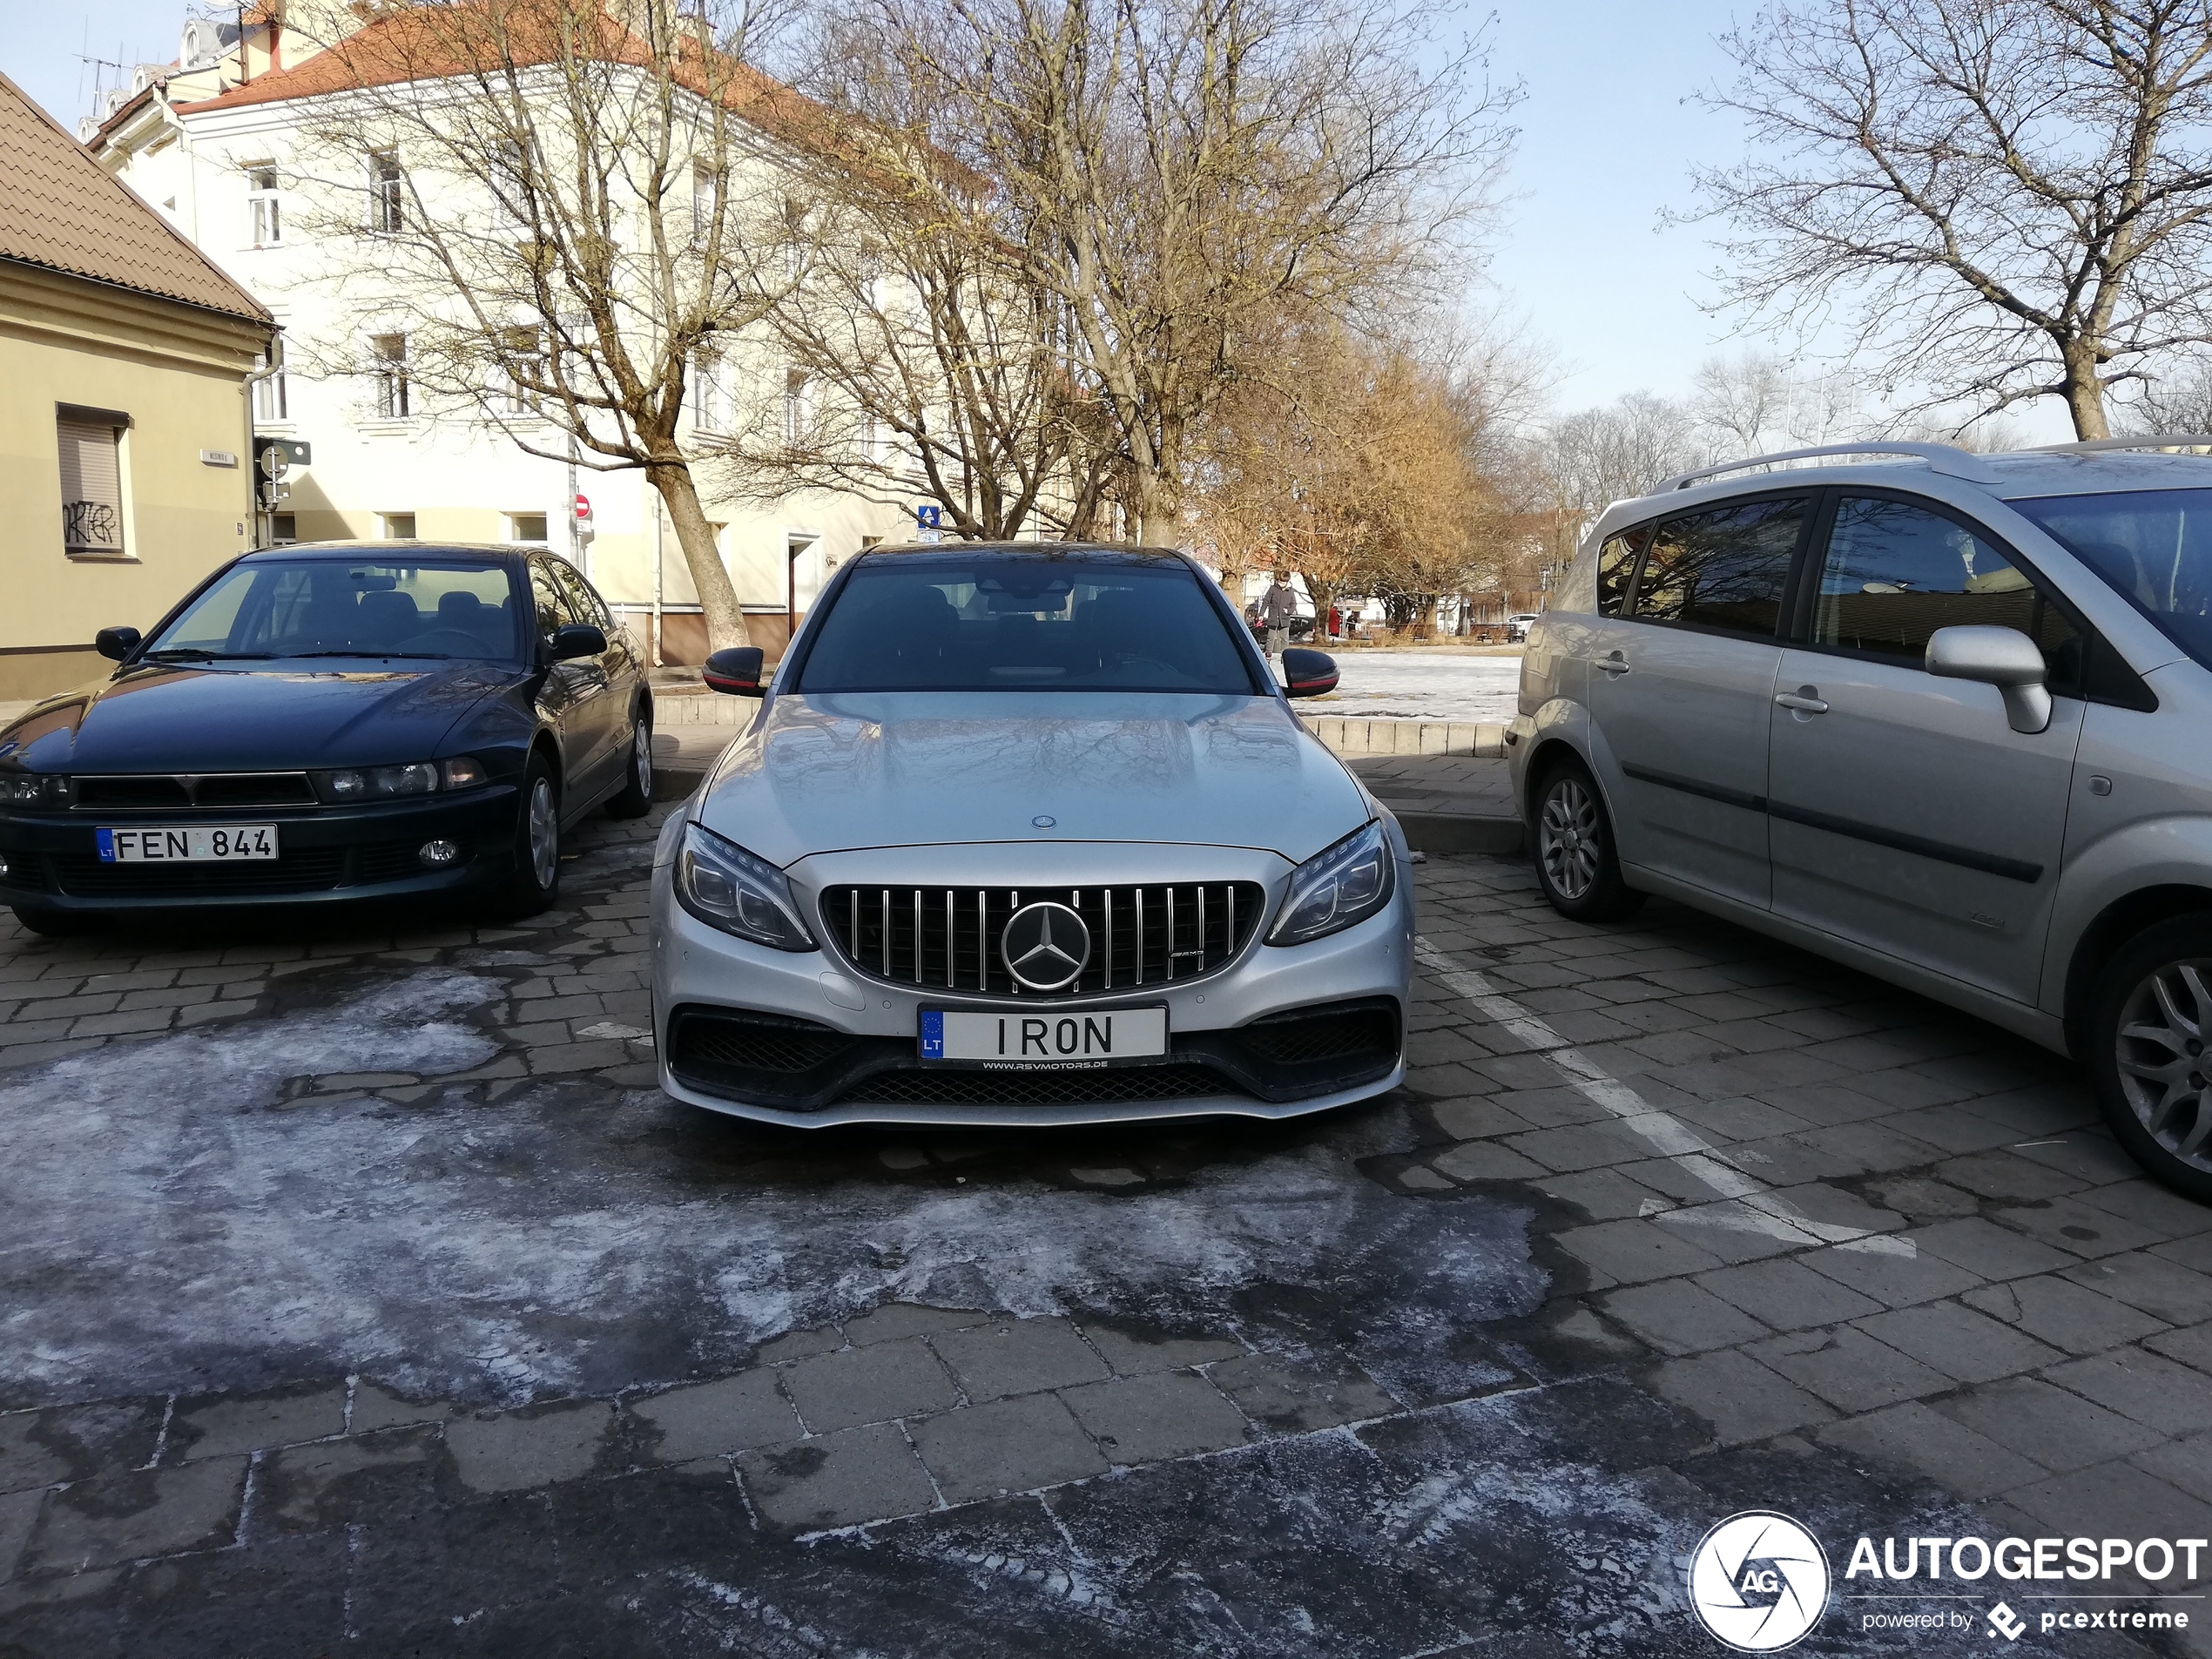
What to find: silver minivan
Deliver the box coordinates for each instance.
[1507,439,2212,1199]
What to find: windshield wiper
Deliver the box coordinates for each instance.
[143,649,275,661]
[288,651,453,660]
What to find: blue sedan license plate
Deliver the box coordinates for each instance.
[98,825,279,863]
[920,1007,1168,1067]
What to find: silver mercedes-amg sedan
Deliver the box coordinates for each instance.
[649,543,1413,1127]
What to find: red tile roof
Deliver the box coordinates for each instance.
[0,71,271,325]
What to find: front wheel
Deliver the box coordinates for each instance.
[604,712,653,819]
[2088,916,2212,1202]
[1531,757,1642,922]
[489,755,563,919]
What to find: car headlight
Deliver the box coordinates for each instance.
[312,758,484,802]
[0,772,71,808]
[1268,819,1395,946]
[674,822,816,951]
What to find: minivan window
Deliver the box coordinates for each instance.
[1629,498,1804,636]
[1596,527,1649,617]
[2010,489,2212,671]
[145,558,522,661]
[797,551,1259,694]
[1812,496,2080,684]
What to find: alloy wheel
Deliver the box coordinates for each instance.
[1539,777,1602,901]
[527,777,559,889]
[634,724,652,799]
[2115,959,2212,1173]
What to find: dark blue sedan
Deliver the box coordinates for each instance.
[0,543,654,934]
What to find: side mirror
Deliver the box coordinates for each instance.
[1926,624,2051,734]
[549,623,607,661]
[95,626,140,662]
[703,646,765,697]
[1281,647,1339,698]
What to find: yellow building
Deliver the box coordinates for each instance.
[0,71,273,701]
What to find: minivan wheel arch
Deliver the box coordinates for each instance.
[2063,885,2212,1055]
[1525,737,1599,821]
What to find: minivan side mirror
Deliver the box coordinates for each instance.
[703,646,765,697]
[1280,647,1339,698]
[549,623,607,661]
[95,626,140,662]
[1925,625,2051,734]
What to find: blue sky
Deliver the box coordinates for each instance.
[4,0,2071,438]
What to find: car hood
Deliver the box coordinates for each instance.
[0,661,519,772]
[696,691,1371,867]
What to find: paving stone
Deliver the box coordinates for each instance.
[1818,1400,2047,1499]
[930,1319,1111,1402]
[1905,1216,2075,1280]
[1745,1326,1952,1413]
[0,1487,41,1581]
[2003,1459,2210,1554]
[1553,1217,1728,1284]
[1936,1149,2082,1202]
[1649,1348,1837,1445]
[1797,1242,1982,1308]
[1430,1140,1548,1183]
[1206,1352,1398,1434]
[1076,1322,1243,1376]
[738,1423,939,1531]
[909,1393,1109,1503]
[756,1326,844,1365]
[841,1304,994,1345]
[1531,1167,1670,1222]
[1959,1275,2169,1357]
[2144,1430,2212,1505]
[1427,1097,1529,1139]
[257,1427,434,1531]
[444,1400,614,1494]
[1058,1372,1251,1465]
[2144,1321,2212,1375]
[171,1383,348,1460]
[346,1383,457,1435]
[783,1338,961,1432]
[2060,1251,2212,1326]
[1694,1258,1888,1332]
[1991,1196,2168,1259]
[2043,1347,2212,1435]
[0,1400,164,1495]
[1863,1174,1981,1219]
[1851,1302,2063,1383]
[24,1458,246,1575]
[1596,1280,1771,1356]
[631,1372,802,1462]
[1931,1376,2164,1473]
[2074,1178,2212,1241]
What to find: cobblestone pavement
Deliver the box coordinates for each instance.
[1348,754,1518,819]
[0,815,2208,1656]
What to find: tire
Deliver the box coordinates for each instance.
[10,905,99,938]
[604,709,653,819]
[2087,914,2212,1203]
[1530,755,1643,923]
[490,752,563,919]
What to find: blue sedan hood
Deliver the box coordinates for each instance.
[0,662,517,772]
[696,691,1371,866]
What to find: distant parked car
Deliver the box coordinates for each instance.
[0,543,651,933]
[1505,612,1541,642]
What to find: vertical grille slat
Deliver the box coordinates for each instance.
[821,881,1264,995]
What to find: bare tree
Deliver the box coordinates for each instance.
[2121,356,2212,431]
[1690,352,1871,455]
[291,0,806,648]
[1544,392,1707,519]
[1693,0,2212,441]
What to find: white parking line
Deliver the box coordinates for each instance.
[1414,939,1912,1257]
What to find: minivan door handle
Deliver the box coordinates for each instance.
[1597,651,1630,677]
[1775,689,1830,714]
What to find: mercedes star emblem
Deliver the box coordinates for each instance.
[1000,900,1091,992]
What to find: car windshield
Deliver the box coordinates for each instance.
[144,558,524,662]
[2011,489,2212,669]
[795,550,1261,694]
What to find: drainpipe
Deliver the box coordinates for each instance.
[651,495,664,668]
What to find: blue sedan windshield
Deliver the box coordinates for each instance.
[2012,489,2212,669]
[145,558,525,662]
[797,551,1261,694]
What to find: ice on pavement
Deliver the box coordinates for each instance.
[1301,650,1521,723]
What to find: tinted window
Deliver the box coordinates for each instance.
[797,551,1258,694]
[1596,527,1648,617]
[2010,488,2212,671]
[1630,498,1804,635]
[146,558,521,661]
[1813,496,2080,686]
[548,559,611,631]
[529,561,570,640]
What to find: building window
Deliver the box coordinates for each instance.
[369,152,404,233]
[371,333,409,419]
[253,340,288,423]
[383,512,416,539]
[509,512,548,543]
[271,513,298,545]
[692,352,724,434]
[247,165,280,246]
[502,326,543,415]
[783,368,812,445]
[691,165,718,246]
[57,406,129,557]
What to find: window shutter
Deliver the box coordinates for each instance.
[57,419,125,555]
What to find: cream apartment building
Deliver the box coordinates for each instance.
[85,4,905,662]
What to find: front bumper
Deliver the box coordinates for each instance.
[649,839,1415,1128]
[0,786,521,914]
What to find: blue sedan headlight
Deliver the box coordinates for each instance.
[675,823,817,951]
[1268,819,1394,946]
[311,758,485,802]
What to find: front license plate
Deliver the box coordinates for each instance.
[920,1007,1169,1068]
[97,825,280,863]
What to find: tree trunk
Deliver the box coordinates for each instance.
[1301,576,1336,647]
[648,460,751,651]
[2062,342,2111,441]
